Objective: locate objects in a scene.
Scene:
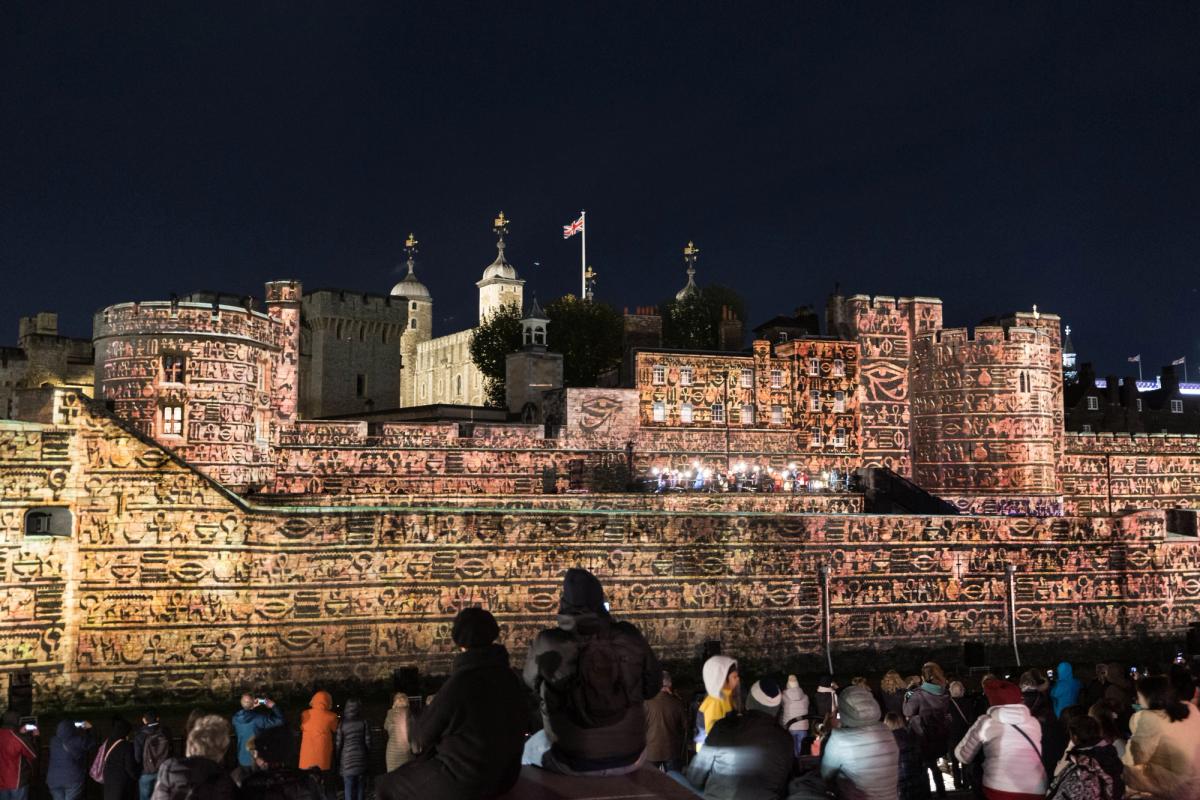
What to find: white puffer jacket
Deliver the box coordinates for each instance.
[954,703,1047,796]
[781,685,810,732]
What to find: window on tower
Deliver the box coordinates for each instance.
[162,405,183,436]
[162,355,186,384]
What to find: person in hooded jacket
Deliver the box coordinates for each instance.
[237,726,323,800]
[298,691,338,772]
[150,715,236,800]
[230,697,283,772]
[780,675,810,756]
[46,719,96,800]
[1051,662,1083,719]
[101,719,140,800]
[954,679,1047,800]
[383,694,412,772]
[0,712,37,800]
[695,655,739,752]
[682,679,794,800]
[335,699,371,800]
[522,569,661,776]
[377,607,528,800]
[821,686,899,800]
[902,662,950,797]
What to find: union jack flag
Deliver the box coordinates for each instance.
[563,215,584,239]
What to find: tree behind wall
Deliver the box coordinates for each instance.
[661,284,747,350]
[469,304,523,406]
[544,295,623,387]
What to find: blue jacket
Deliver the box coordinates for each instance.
[46,721,96,788]
[1050,662,1082,718]
[232,706,285,767]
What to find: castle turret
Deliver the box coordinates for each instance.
[477,211,524,322]
[393,233,433,407]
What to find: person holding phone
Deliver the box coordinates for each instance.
[47,719,96,800]
[0,711,38,800]
[231,695,283,772]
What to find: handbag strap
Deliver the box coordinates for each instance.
[1008,723,1045,773]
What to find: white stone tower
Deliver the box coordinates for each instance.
[477,211,525,322]
[392,233,433,408]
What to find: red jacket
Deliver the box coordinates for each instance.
[0,729,37,790]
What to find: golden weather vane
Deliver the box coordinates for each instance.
[493,211,509,238]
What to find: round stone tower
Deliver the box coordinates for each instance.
[391,233,433,408]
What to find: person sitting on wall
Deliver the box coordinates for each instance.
[230,696,283,775]
[376,607,528,800]
[522,568,662,776]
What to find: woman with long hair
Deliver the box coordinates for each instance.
[384,693,413,772]
[1122,675,1200,798]
[880,670,907,719]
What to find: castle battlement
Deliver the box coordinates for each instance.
[93,302,282,347]
[916,324,1053,347]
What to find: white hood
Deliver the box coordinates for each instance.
[702,655,737,699]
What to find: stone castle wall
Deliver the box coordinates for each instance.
[1061,432,1200,514]
[3,394,1199,708]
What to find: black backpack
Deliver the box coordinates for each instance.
[557,628,639,728]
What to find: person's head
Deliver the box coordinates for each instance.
[1136,675,1189,723]
[343,698,362,720]
[185,709,205,736]
[905,674,922,689]
[0,711,19,730]
[949,681,965,699]
[109,717,133,741]
[883,712,905,731]
[185,715,230,761]
[249,725,294,769]
[1059,705,1087,727]
[142,709,159,725]
[1068,715,1102,749]
[451,606,500,650]
[881,670,905,693]
[1169,664,1197,705]
[1019,669,1049,693]
[1088,701,1119,742]
[921,662,946,687]
[746,679,783,719]
[660,670,673,693]
[391,692,409,710]
[851,676,868,688]
[701,655,739,699]
[983,679,1023,707]
[787,674,800,690]
[838,685,882,729]
[559,568,606,615]
[240,694,255,711]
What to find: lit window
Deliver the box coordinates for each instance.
[652,401,665,422]
[810,390,821,411]
[741,404,755,425]
[681,403,693,424]
[1086,396,1099,410]
[162,355,186,384]
[808,358,819,376]
[740,368,753,388]
[162,405,183,436]
[810,428,822,447]
[833,359,844,377]
[680,367,693,386]
[778,331,790,342]
[712,403,725,423]
[771,404,783,425]
[652,365,665,385]
[834,391,845,413]
[770,369,783,389]
[1136,398,1143,412]
[1171,399,1184,413]
[834,427,846,447]
[1081,424,1093,433]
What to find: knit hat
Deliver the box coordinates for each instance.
[984,678,1023,707]
[560,568,607,614]
[451,607,500,648]
[747,678,783,716]
[787,674,800,689]
[838,685,881,728]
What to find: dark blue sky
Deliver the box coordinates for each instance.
[2,3,1197,377]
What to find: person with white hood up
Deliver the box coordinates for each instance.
[694,655,739,752]
[780,674,810,756]
[954,678,1047,800]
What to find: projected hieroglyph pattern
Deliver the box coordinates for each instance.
[2,397,1199,706]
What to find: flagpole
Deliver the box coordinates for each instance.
[580,209,587,298]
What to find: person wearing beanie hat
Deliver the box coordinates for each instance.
[780,674,811,756]
[376,607,528,800]
[683,680,794,800]
[821,685,899,800]
[954,679,1047,800]
[521,568,661,776]
[695,655,739,752]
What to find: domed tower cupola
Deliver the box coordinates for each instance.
[390,233,432,301]
[477,211,525,321]
[675,240,700,301]
[521,296,549,352]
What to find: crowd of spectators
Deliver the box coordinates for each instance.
[3,571,1200,800]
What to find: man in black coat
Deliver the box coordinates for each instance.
[521,568,662,776]
[376,607,529,800]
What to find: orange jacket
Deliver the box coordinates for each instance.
[299,691,339,770]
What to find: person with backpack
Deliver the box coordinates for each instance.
[150,715,236,800]
[902,662,951,797]
[98,719,139,800]
[953,679,1047,800]
[46,719,97,800]
[521,568,661,776]
[0,712,38,800]
[334,699,371,800]
[1048,715,1122,800]
[132,711,170,800]
[376,607,528,800]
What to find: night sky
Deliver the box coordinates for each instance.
[3,3,1197,378]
